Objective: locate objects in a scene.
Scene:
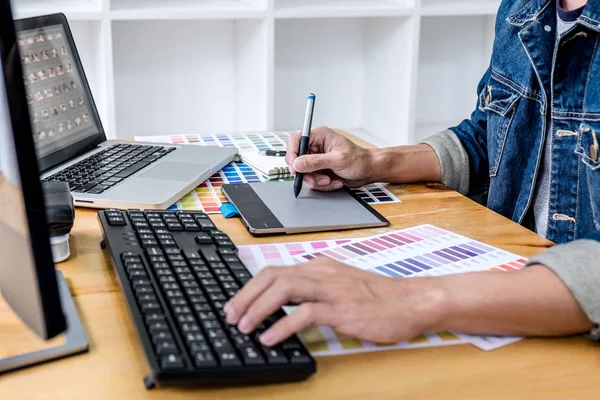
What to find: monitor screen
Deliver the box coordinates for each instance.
[17,24,98,159]
[0,0,66,340]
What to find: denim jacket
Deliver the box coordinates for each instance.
[423,0,600,328]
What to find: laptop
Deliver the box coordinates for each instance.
[14,13,237,210]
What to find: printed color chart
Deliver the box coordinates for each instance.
[169,166,401,213]
[296,224,527,278]
[238,239,351,276]
[169,163,261,213]
[237,237,469,356]
[136,131,292,153]
[298,327,467,357]
[137,133,402,212]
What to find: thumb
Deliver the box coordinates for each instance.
[293,153,339,173]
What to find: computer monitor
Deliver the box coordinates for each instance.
[0,0,87,373]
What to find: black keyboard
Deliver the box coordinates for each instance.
[98,209,316,388]
[43,144,175,194]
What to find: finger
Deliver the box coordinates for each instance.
[301,174,318,189]
[259,303,334,347]
[302,256,379,279]
[225,266,291,325]
[293,153,342,174]
[285,133,302,173]
[236,275,327,334]
[312,172,331,187]
[302,175,344,192]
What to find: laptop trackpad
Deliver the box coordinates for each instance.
[138,161,207,182]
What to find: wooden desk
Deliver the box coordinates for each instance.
[2,140,600,399]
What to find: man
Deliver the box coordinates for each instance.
[225,0,600,347]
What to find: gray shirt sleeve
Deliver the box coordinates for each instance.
[526,240,600,328]
[420,130,600,335]
[420,130,470,195]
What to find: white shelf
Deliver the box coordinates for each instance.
[275,0,414,18]
[415,121,457,143]
[110,0,267,20]
[112,19,268,137]
[14,0,500,145]
[274,17,417,145]
[421,0,501,16]
[415,15,495,142]
[12,0,103,20]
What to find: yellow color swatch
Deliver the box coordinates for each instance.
[299,328,330,353]
[334,331,364,350]
[437,331,460,341]
[408,334,429,344]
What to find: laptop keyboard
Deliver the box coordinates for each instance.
[43,144,175,194]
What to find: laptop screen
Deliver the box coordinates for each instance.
[17,24,99,159]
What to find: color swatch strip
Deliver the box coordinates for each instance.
[169,163,262,213]
[238,239,351,276]
[296,225,527,278]
[236,237,468,357]
[298,326,467,357]
[136,131,293,154]
[137,133,402,211]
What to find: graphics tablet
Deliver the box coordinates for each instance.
[221,182,390,236]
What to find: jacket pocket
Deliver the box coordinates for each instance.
[575,124,600,229]
[479,81,521,177]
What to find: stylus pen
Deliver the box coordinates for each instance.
[294,93,316,198]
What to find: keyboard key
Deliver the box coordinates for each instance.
[281,338,303,351]
[156,340,178,356]
[107,217,126,226]
[194,352,217,368]
[152,331,173,344]
[262,347,288,365]
[189,342,211,353]
[149,321,170,335]
[216,240,235,249]
[199,221,216,231]
[194,234,213,244]
[285,349,312,365]
[217,351,242,367]
[218,249,237,258]
[132,278,152,288]
[239,344,265,366]
[114,161,151,179]
[227,262,246,272]
[161,354,185,371]
[167,223,184,232]
[73,182,96,192]
[141,301,161,314]
[184,223,200,232]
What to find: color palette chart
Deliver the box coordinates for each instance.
[292,224,527,351]
[238,239,352,276]
[236,238,468,356]
[298,327,467,357]
[295,224,527,278]
[135,131,292,154]
[137,133,402,211]
[352,184,397,204]
[169,163,261,213]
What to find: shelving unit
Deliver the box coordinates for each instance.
[11,0,501,146]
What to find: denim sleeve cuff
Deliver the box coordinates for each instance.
[526,239,600,327]
[420,130,470,195]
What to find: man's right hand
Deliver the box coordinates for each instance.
[285,126,375,191]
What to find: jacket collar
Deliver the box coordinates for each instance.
[508,0,600,31]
